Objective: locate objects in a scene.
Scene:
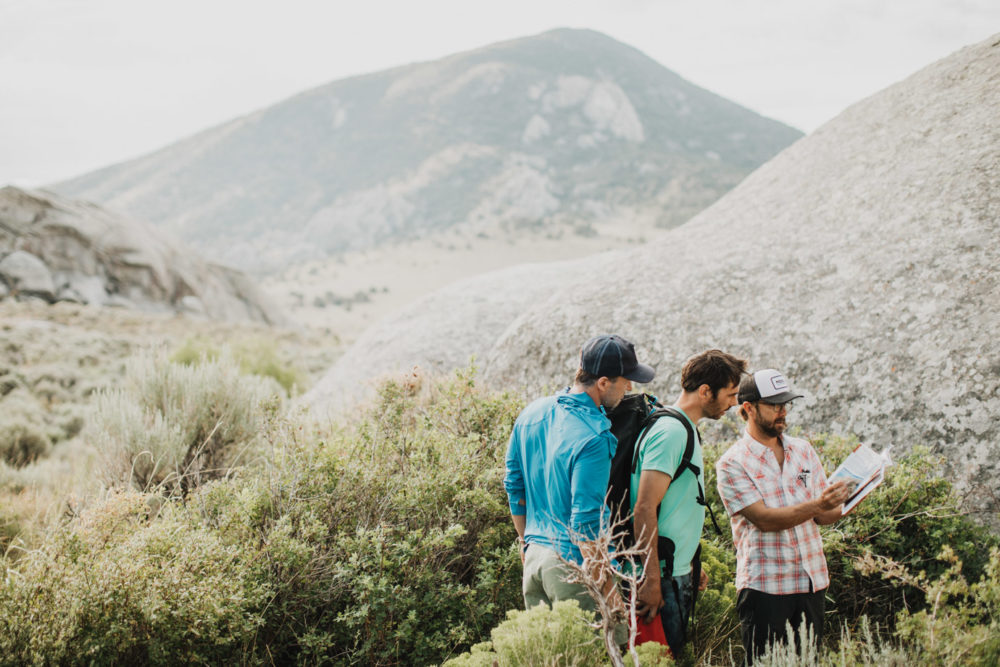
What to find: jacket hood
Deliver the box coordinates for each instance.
[557,390,611,434]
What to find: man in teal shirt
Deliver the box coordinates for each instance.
[631,349,747,656]
[505,334,655,617]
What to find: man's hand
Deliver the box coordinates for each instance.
[635,574,664,623]
[698,568,709,592]
[818,481,850,511]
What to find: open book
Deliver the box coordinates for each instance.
[828,443,892,515]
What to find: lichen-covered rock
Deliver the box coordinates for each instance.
[0,186,289,325]
[310,34,1000,494]
[0,251,55,299]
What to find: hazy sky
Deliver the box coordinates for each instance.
[2,0,996,186]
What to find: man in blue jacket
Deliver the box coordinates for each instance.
[504,334,656,617]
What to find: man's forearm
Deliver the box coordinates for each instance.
[740,498,825,532]
[633,501,661,583]
[814,505,843,525]
[511,513,526,539]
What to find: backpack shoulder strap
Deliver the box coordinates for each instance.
[628,396,666,474]
[657,406,697,480]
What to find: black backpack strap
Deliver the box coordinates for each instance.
[629,395,663,475]
[688,542,703,643]
[656,407,723,536]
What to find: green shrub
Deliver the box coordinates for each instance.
[169,337,220,366]
[0,490,264,665]
[880,546,1000,665]
[813,439,998,631]
[171,336,305,395]
[744,547,1000,666]
[233,337,305,395]
[88,352,281,495]
[0,418,52,466]
[0,368,23,397]
[188,366,525,665]
[0,503,21,554]
[444,600,608,666]
[689,537,741,665]
[6,362,997,666]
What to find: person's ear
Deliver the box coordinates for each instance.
[698,384,713,402]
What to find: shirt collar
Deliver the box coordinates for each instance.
[741,429,787,457]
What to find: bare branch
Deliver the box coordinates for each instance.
[554,505,664,667]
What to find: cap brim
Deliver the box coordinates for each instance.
[624,363,656,384]
[760,391,804,404]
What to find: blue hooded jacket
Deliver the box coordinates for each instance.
[503,390,616,564]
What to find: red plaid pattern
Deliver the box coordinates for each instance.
[716,431,830,594]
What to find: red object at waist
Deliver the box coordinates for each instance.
[636,613,670,651]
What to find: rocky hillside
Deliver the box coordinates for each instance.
[308,34,1000,492]
[51,29,801,273]
[0,187,288,325]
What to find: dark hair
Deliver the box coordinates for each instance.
[681,349,748,396]
[575,368,601,387]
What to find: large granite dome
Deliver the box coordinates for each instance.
[308,34,1000,490]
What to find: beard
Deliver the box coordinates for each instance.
[753,412,787,438]
[705,399,731,420]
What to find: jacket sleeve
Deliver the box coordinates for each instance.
[503,428,526,516]
[569,433,613,540]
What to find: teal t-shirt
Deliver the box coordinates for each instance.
[628,408,705,577]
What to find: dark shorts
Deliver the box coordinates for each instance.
[736,587,825,665]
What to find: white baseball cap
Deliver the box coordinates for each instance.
[739,369,804,404]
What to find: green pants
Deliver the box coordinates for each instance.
[522,544,627,645]
[522,543,596,612]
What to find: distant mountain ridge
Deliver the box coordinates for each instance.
[52,29,801,273]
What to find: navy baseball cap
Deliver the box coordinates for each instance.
[580,334,655,383]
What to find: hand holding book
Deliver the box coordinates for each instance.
[828,444,893,514]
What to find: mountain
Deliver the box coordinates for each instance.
[0,186,288,324]
[307,34,1000,493]
[51,29,801,273]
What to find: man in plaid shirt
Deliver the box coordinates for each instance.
[715,369,849,664]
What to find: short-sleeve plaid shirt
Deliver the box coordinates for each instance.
[715,430,830,594]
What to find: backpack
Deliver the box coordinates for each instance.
[606,394,722,566]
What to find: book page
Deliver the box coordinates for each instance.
[829,444,883,497]
[842,466,885,514]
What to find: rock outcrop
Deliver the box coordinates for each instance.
[0,186,289,325]
[308,34,1000,491]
